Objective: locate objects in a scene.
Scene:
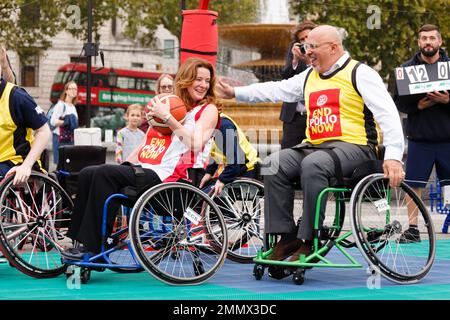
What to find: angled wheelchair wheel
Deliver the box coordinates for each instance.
[350,173,436,284]
[128,182,228,285]
[211,179,264,263]
[0,172,73,278]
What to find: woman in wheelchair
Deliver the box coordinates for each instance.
[61,57,220,260]
[199,112,260,195]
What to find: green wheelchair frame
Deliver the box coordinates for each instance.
[253,173,436,285]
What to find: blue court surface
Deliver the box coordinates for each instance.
[1,239,449,301]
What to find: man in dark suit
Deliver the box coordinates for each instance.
[280,21,316,149]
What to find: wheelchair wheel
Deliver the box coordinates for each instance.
[0,172,73,278]
[350,173,436,284]
[128,182,228,285]
[211,179,264,263]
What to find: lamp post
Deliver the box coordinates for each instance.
[107,68,118,112]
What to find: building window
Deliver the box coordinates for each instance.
[164,39,175,59]
[70,56,87,64]
[20,55,39,87]
[131,62,144,68]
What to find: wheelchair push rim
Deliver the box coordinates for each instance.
[128,182,228,285]
[0,172,73,278]
[210,178,265,263]
[350,173,436,284]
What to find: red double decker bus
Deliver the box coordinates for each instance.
[50,63,165,126]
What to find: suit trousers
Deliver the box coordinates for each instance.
[262,141,376,240]
[67,164,161,253]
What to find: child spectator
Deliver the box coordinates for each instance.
[115,104,145,163]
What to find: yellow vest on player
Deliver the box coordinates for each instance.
[0,82,38,166]
[304,58,380,147]
[210,113,259,176]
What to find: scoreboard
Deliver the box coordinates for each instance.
[395,61,450,96]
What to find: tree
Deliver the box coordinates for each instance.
[290,0,450,87]
[0,0,258,59]
[0,1,65,61]
[119,0,259,47]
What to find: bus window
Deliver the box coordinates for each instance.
[77,72,87,86]
[137,78,156,91]
[53,71,65,84]
[94,74,108,87]
[62,71,74,84]
[116,76,136,90]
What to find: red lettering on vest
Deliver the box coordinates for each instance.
[308,88,342,140]
[138,130,171,164]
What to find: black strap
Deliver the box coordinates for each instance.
[321,149,344,186]
[180,48,217,56]
[131,164,146,190]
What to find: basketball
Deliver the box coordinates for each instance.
[145,94,187,135]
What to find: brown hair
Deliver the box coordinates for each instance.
[419,24,441,38]
[155,73,174,94]
[174,57,217,111]
[59,80,79,105]
[292,20,317,41]
[125,104,143,116]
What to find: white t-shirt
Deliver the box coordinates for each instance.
[50,100,79,136]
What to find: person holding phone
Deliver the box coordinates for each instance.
[394,24,450,243]
[279,21,317,149]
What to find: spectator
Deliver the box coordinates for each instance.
[140,73,175,133]
[156,73,174,94]
[50,81,79,165]
[394,24,450,243]
[280,21,317,149]
[115,104,145,164]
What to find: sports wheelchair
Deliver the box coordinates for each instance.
[62,165,265,285]
[253,158,436,285]
[0,169,230,285]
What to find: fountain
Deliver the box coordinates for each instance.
[217,0,296,147]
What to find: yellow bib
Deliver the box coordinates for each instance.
[0,82,37,165]
[210,113,259,176]
[304,59,380,146]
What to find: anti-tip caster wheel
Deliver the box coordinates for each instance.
[253,264,264,280]
[80,268,91,284]
[292,269,305,285]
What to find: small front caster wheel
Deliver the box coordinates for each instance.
[80,268,91,284]
[253,264,264,280]
[293,269,305,285]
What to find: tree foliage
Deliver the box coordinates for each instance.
[290,0,450,84]
[119,0,259,47]
[0,0,258,59]
[0,1,64,60]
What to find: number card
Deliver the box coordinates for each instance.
[184,207,201,225]
[395,62,450,96]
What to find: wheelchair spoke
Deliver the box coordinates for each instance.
[351,174,435,283]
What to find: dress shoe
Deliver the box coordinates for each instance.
[398,227,421,244]
[289,243,313,262]
[61,245,93,261]
[267,239,302,261]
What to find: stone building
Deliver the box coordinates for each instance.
[5,19,179,111]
